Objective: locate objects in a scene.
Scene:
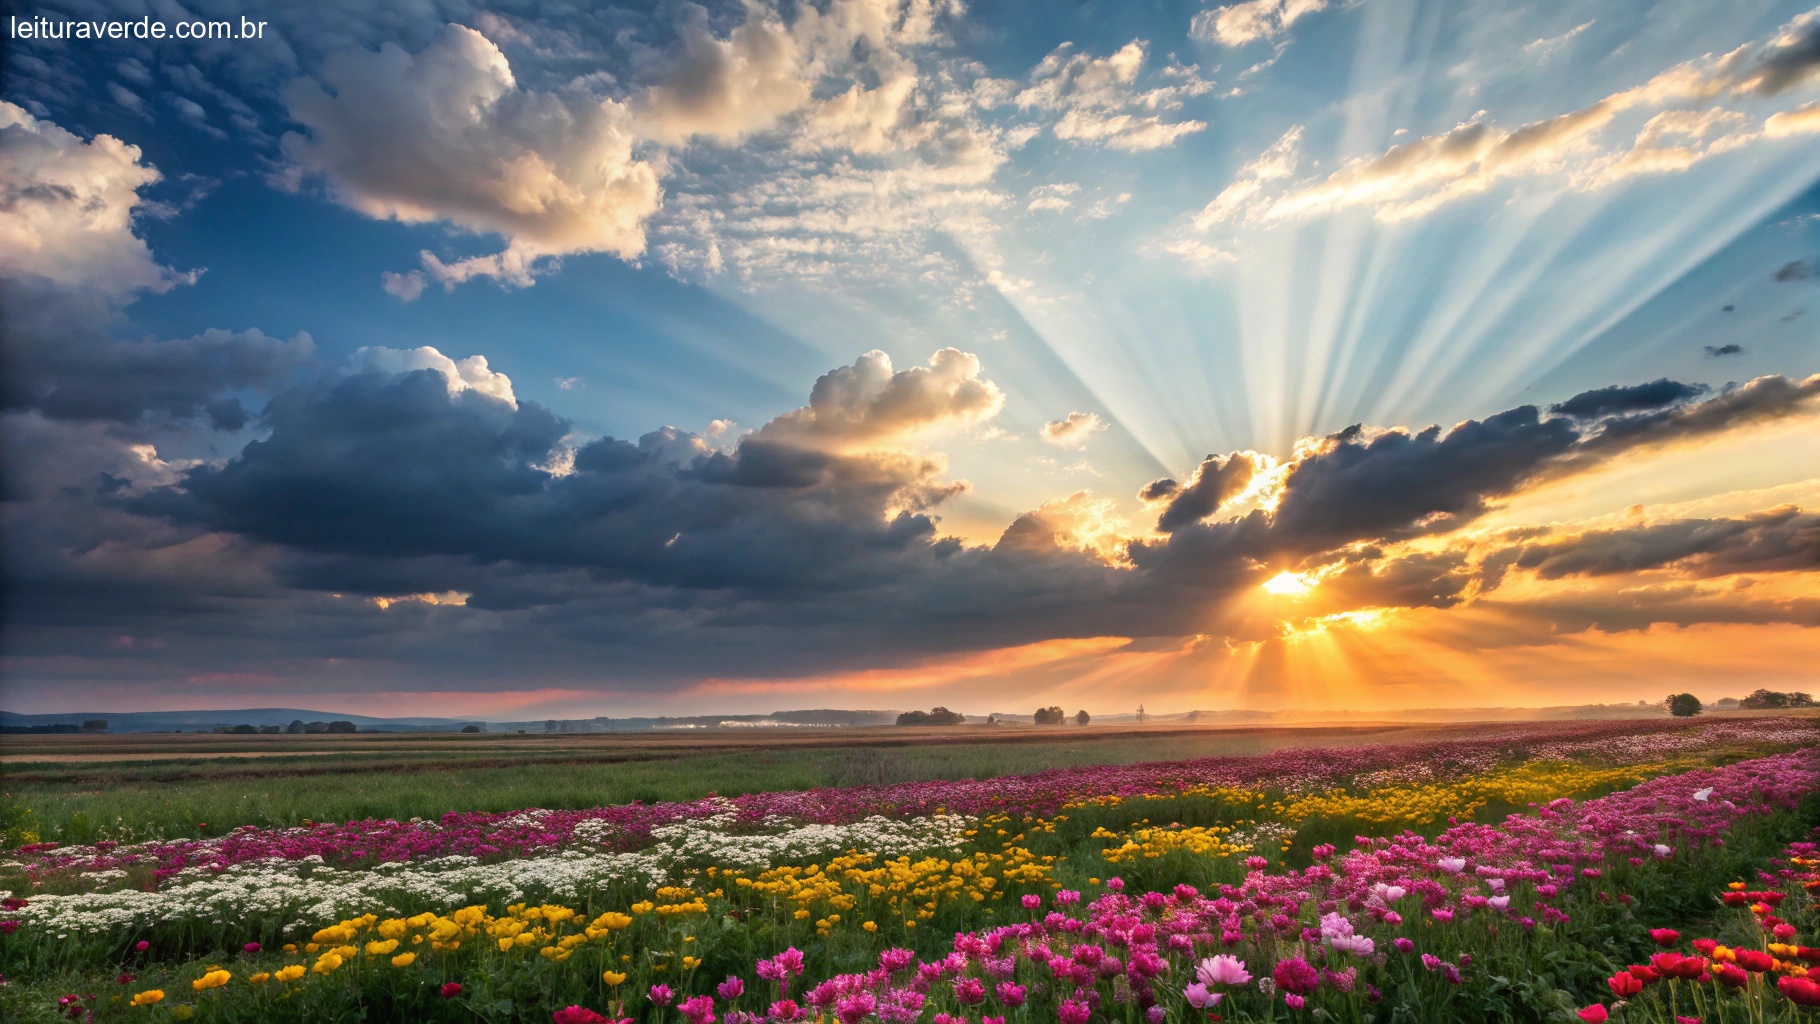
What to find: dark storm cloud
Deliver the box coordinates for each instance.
[1572,373,1820,457]
[2,280,314,428]
[1504,506,1820,579]
[1319,551,1475,610]
[1146,453,1257,533]
[1548,378,1707,420]
[1734,15,1820,97]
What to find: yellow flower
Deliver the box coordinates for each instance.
[863,921,878,933]
[130,990,166,1007]
[391,952,416,968]
[192,970,232,991]
[603,971,628,986]
[312,952,344,975]
[365,939,399,956]
[275,965,306,983]
[682,956,701,970]
[172,1006,194,1020]
[248,973,271,985]
[596,912,634,931]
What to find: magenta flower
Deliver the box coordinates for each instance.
[953,977,986,1005]
[719,978,745,1001]
[767,1001,801,1022]
[1285,993,1306,1010]
[1183,983,1222,1009]
[1059,999,1092,1024]
[679,995,716,1024]
[995,983,1027,1008]
[650,984,675,1008]
[1273,957,1319,996]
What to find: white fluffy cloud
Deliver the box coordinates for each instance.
[0,102,192,295]
[1040,411,1108,448]
[282,25,662,289]
[1017,41,1212,151]
[347,346,518,405]
[1190,0,1328,48]
[759,348,1005,449]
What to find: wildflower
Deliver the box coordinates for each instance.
[1436,857,1466,873]
[1715,964,1748,988]
[554,1008,610,1024]
[1183,983,1222,1009]
[604,971,628,986]
[1393,938,1414,954]
[192,970,231,991]
[1608,973,1642,998]
[1058,999,1092,1024]
[442,982,464,998]
[133,941,150,952]
[1649,928,1680,946]
[680,996,717,1024]
[997,983,1027,1008]
[651,984,676,1008]
[953,977,986,1005]
[248,973,270,985]
[720,977,745,1001]
[1576,1005,1609,1024]
[1779,976,1820,1006]
[1197,955,1251,987]
[769,1000,802,1022]
[1273,957,1319,996]
[391,952,415,968]
[1431,909,1454,923]
[1285,993,1306,1010]
[275,965,305,983]
[1693,788,1713,802]
[130,990,165,1007]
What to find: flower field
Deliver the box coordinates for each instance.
[1,717,1817,1023]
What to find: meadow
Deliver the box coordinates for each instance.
[1,715,1817,1024]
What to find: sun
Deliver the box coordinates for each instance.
[1262,571,1316,597]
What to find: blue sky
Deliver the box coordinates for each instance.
[2,0,1818,717]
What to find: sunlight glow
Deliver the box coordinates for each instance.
[1262,571,1317,597]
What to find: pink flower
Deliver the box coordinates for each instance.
[1577,1006,1608,1024]
[1183,983,1222,1010]
[1059,999,1092,1024]
[1197,955,1251,987]
[242,942,261,953]
[1431,909,1454,923]
[1393,938,1414,954]
[995,983,1027,1008]
[1022,895,1042,910]
[133,941,150,952]
[1649,929,1680,946]
[650,985,675,1008]
[720,978,745,1001]
[441,982,463,999]
[1285,993,1306,1010]
[768,1001,802,1022]
[680,995,717,1024]
[1273,958,1319,996]
[953,978,985,1005]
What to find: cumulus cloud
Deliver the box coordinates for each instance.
[1190,0,1328,48]
[0,102,194,295]
[381,270,426,302]
[1017,41,1212,151]
[758,348,1005,449]
[282,25,662,288]
[1039,411,1107,448]
[346,346,517,405]
[1549,378,1708,420]
[1143,452,1261,533]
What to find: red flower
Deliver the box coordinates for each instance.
[1577,1005,1609,1023]
[1691,939,1718,956]
[553,1007,609,1024]
[1734,949,1775,973]
[441,983,463,999]
[1650,929,1681,947]
[1779,976,1820,1007]
[1627,965,1660,984]
[1714,964,1749,988]
[1607,973,1643,998]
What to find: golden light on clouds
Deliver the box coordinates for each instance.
[1262,570,1317,597]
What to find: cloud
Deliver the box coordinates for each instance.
[1504,505,1820,580]
[1523,20,1595,58]
[346,346,517,405]
[1027,183,1080,212]
[380,270,425,302]
[1549,378,1708,420]
[0,102,194,295]
[1773,258,1813,282]
[1039,411,1107,448]
[1017,41,1212,151]
[282,25,662,288]
[1143,452,1261,533]
[631,2,814,145]
[758,348,1005,449]
[1192,126,1302,229]
[1705,343,1745,357]
[1193,11,1820,227]
[1190,0,1328,49]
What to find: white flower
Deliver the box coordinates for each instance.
[1693,788,1713,802]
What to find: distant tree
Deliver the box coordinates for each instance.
[1135,704,1148,723]
[286,720,306,734]
[1665,694,1703,718]
[326,720,357,733]
[230,723,258,734]
[259,725,282,734]
[896,707,965,726]
[1185,710,1201,723]
[80,719,107,733]
[461,724,482,733]
[1740,689,1791,709]
[1074,709,1090,726]
[1789,692,1816,707]
[1034,706,1066,725]
[303,721,329,734]
[986,715,1000,726]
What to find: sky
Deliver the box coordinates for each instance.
[1,0,1818,720]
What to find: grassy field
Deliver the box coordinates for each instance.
[0,720,1593,848]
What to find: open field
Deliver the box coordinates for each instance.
[2,715,1819,1023]
[13,719,1744,849]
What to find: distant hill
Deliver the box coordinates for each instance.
[0,709,481,733]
